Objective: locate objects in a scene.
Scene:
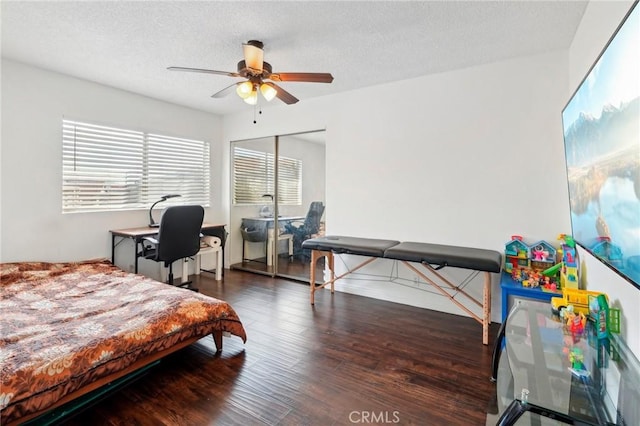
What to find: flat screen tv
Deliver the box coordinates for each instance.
[562,1,639,289]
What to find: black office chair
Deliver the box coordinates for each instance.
[141,205,204,291]
[285,201,325,260]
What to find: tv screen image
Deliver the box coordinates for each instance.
[561,1,640,288]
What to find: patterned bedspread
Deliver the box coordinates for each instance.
[0,259,247,424]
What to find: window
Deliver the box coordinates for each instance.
[62,119,210,213]
[232,146,302,205]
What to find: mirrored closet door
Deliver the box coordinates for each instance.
[230,131,326,282]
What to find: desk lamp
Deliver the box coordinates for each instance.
[148,194,181,227]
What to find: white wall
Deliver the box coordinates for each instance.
[1,59,223,280]
[224,49,571,324]
[567,0,640,356]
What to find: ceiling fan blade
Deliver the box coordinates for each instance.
[264,82,299,105]
[269,72,334,83]
[167,66,240,77]
[211,83,239,98]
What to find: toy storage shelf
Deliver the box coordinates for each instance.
[493,299,640,425]
[501,272,561,322]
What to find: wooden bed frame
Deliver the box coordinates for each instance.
[12,331,223,426]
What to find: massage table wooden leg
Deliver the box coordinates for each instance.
[403,262,492,345]
[310,250,380,304]
[310,249,334,304]
[328,251,335,293]
[309,250,378,305]
[310,250,317,304]
[483,271,491,346]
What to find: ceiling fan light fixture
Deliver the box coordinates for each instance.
[169,40,332,111]
[236,81,253,99]
[260,83,277,102]
[243,41,264,73]
[243,88,258,105]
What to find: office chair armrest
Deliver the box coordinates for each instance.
[142,236,159,245]
[140,236,159,257]
[285,221,304,231]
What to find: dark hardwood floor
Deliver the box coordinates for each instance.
[65,270,500,426]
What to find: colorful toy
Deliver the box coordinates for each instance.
[563,341,590,378]
[568,347,587,371]
[505,235,558,279]
[588,237,624,270]
[542,262,562,277]
[558,234,579,289]
[511,268,523,281]
[541,275,558,292]
[529,240,557,271]
[522,270,541,287]
[565,310,587,334]
[589,294,621,336]
[504,235,573,292]
[551,288,608,316]
[512,265,560,291]
[504,235,530,273]
[558,233,576,248]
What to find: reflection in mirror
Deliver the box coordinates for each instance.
[230,131,326,283]
[277,131,326,282]
[230,136,275,276]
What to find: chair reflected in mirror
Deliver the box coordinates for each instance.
[241,221,268,264]
[284,201,325,261]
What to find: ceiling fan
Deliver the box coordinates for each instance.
[168,40,334,105]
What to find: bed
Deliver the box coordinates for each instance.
[0,259,247,425]
[302,235,502,345]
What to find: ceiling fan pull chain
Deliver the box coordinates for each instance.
[252,101,264,124]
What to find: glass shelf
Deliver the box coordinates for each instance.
[495,299,640,425]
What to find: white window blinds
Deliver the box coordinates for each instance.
[232,146,302,205]
[62,119,210,213]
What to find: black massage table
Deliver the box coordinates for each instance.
[301,235,503,345]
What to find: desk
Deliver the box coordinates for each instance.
[494,299,640,425]
[241,216,305,227]
[241,216,304,265]
[110,223,227,274]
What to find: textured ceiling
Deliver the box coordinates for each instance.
[1,1,588,115]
